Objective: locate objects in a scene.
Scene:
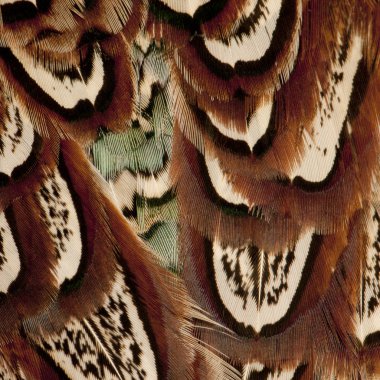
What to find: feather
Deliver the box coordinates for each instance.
[0,0,379,378]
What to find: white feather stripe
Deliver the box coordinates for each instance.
[204,151,250,207]
[134,33,151,54]
[112,170,137,211]
[159,0,211,17]
[243,362,299,380]
[240,0,259,19]
[212,231,313,333]
[112,166,171,209]
[290,34,363,182]
[0,352,25,380]
[0,0,36,5]
[356,207,380,344]
[37,169,82,286]
[136,166,171,199]
[138,68,157,113]
[203,0,283,65]
[0,211,21,294]
[0,100,34,177]
[9,45,105,110]
[136,42,170,111]
[206,99,273,150]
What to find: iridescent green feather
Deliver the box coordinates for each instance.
[90,37,179,273]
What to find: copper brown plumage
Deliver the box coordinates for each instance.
[0,0,379,379]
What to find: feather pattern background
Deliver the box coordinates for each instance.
[0,0,379,379]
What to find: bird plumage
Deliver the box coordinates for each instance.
[0,0,379,379]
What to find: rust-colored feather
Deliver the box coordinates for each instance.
[0,0,379,379]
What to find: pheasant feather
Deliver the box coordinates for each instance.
[0,0,379,379]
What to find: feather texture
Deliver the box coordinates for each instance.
[0,0,379,378]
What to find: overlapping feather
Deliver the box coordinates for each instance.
[0,0,379,379]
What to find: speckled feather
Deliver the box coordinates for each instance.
[0,0,379,379]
